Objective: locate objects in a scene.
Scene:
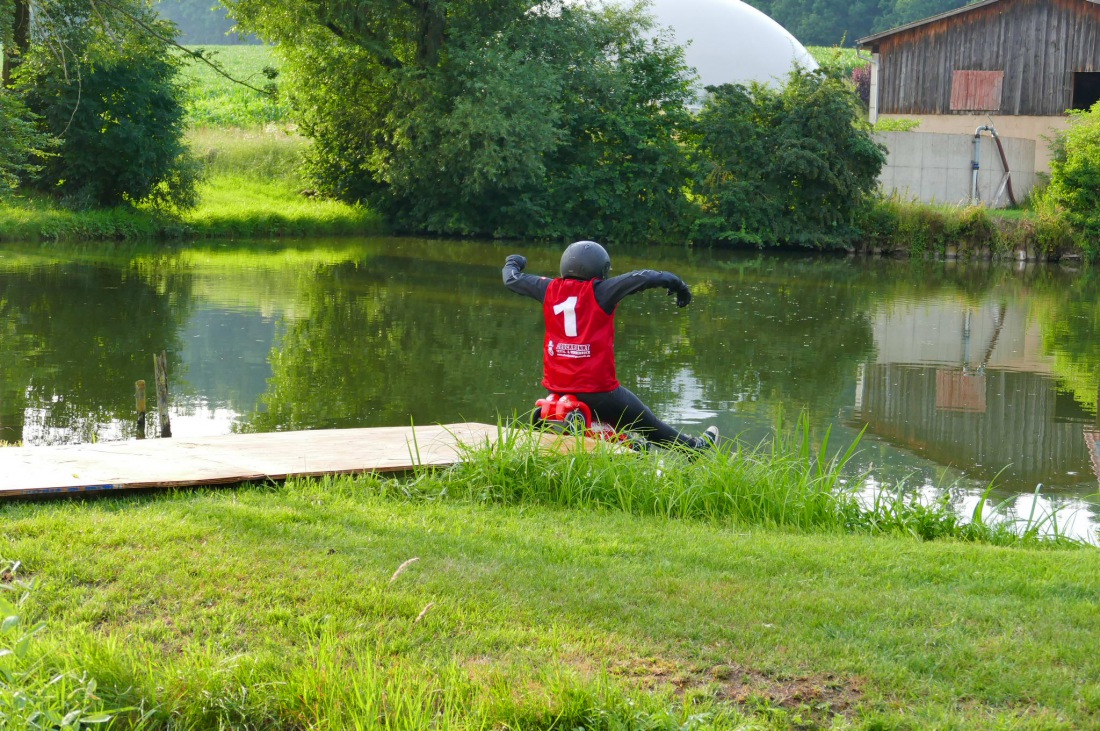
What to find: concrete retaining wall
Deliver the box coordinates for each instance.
[875,131,1037,208]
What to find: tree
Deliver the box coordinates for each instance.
[766,0,886,46]
[689,64,886,248]
[1,0,30,86]
[8,0,200,209]
[224,0,695,242]
[744,0,974,47]
[0,88,53,196]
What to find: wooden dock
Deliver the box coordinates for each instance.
[0,423,502,499]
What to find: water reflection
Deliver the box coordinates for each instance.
[851,291,1100,491]
[0,240,1096,539]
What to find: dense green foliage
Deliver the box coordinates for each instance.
[0,90,52,196]
[690,65,886,247]
[225,0,695,242]
[18,50,199,209]
[6,1,200,210]
[1039,103,1100,260]
[153,0,979,51]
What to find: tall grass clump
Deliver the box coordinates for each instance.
[102,631,483,730]
[418,414,865,532]
[846,479,1085,547]
[406,416,1088,547]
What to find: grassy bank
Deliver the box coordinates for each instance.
[858,197,1077,262]
[0,128,382,242]
[0,45,381,243]
[2,432,1096,730]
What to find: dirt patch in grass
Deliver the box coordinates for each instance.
[709,663,864,716]
[610,655,864,724]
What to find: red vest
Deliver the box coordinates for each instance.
[542,278,619,393]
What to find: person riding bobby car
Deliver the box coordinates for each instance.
[502,240,718,451]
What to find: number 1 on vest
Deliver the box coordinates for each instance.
[553,296,579,337]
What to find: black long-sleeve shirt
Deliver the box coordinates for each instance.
[502,255,688,313]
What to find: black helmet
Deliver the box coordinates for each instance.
[560,240,611,280]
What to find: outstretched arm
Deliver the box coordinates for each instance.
[502,254,552,303]
[593,270,692,313]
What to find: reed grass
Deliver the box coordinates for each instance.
[404,415,1084,547]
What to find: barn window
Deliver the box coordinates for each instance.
[949,70,1004,111]
[1072,73,1100,111]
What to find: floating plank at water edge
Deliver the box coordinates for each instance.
[0,423,501,498]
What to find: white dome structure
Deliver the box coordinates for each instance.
[645,0,817,91]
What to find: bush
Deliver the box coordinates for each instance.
[873,117,921,132]
[16,11,200,210]
[689,64,886,249]
[856,195,1077,259]
[1038,102,1100,259]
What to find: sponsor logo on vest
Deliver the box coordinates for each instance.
[553,342,591,359]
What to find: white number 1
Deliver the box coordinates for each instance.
[553,296,579,337]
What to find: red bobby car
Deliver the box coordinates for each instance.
[532,393,643,450]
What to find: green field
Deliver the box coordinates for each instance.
[807,46,868,77]
[178,45,292,129]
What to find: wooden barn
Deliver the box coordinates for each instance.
[857,0,1100,170]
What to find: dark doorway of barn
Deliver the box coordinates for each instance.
[1072,72,1100,111]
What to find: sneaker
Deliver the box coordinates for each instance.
[696,426,719,450]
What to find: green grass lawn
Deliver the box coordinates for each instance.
[2,435,1097,730]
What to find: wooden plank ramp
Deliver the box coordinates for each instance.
[0,423,502,499]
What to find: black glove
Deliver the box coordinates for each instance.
[667,279,692,308]
[506,254,527,271]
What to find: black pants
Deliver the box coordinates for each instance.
[575,386,696,448]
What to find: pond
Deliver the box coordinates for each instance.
[1,238,1097,540]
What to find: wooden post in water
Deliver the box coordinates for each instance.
[153,351,172,438]
[135,380,146,440]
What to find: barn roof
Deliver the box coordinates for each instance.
[857,0,1100,46]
